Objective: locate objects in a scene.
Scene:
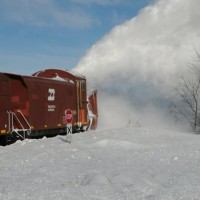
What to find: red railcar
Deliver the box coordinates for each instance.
[0,69,98,144]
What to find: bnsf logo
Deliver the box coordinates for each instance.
[48,88,55,101]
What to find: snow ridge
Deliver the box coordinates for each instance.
[0,127,199,200]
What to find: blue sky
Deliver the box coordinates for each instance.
[0,0,152,75]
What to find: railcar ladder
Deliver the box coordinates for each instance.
[7,110,31,140]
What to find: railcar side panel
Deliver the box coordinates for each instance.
[11,75,29,130]
[23,77,77,132]
[0,74,11,135]
[33,69,89,130]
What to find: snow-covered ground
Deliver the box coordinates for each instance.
[0,127,200,200]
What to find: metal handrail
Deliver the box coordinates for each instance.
[7,110,31,139]
[17,110,31,130]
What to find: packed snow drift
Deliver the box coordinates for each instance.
[1,127,200,200]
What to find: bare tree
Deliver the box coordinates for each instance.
[190,49,200,73]
[174,50,200,132]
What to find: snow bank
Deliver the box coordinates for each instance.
[0,127,200,199]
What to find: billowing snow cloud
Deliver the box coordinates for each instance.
[74,0,200,129]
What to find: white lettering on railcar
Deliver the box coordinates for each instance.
[48,88,55,101]
[48,105,56,112]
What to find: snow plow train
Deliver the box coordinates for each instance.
[0,69,98,145]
